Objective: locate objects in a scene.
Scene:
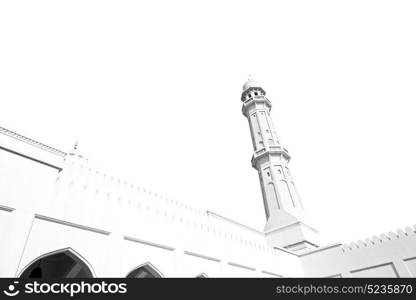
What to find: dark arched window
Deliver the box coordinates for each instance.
[20,249,93,278]
[126,264,162,278]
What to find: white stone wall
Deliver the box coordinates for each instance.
[0,133,301,277]
[300,227,416,277]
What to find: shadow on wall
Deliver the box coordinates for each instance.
[126,263,163,278]
[19,248,94,279]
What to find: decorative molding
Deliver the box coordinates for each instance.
[207,211,264,235]
[350,262,399,277]
[0,204,15,212]
[404,256,416,262]
[0,145,62,171]
[298,243,343,257]
[284,240,319,249]
[35,214,111,235]
[251,148,291,168]
[264,221,319,235]
[273,246,298,256]
[0,126,66,157]
[183,251,221,262]
[261,270,283,277]
[228,261,256,271]
[124,236,175,251]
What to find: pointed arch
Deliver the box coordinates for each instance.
[126,262,163,278]
[19,247,94,278]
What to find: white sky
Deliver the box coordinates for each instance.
[1,1,416,244]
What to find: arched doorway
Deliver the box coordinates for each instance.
[126,263,162,278]
[20,249,93,278]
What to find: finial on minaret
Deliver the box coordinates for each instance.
[69,139,82,157]
[243,75,259,91]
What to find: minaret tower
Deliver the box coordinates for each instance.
[241,76,319,253]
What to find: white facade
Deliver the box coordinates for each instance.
[0,80,415,278]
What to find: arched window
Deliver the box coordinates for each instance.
[126,263,162,278]
[20,249,93,278]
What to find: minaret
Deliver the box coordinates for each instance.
[241,77,319,253]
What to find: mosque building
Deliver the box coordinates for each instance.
[0,78,415,278]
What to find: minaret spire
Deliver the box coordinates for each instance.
[68,138,83,158]
[241,77,319,253]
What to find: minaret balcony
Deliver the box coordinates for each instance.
[251,146,291,168]
[241,98,272,117]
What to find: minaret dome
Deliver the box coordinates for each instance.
[241,76,266,102]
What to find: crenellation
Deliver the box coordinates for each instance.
[388,231,398,239]
[357,240,366,247]
[397,229,407,237]
[405,227,414,235]
[379,233,390,242]
[350,242,359,249]
[365,238,374,246]
[371,236,382,244]
[341,225,415,253]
